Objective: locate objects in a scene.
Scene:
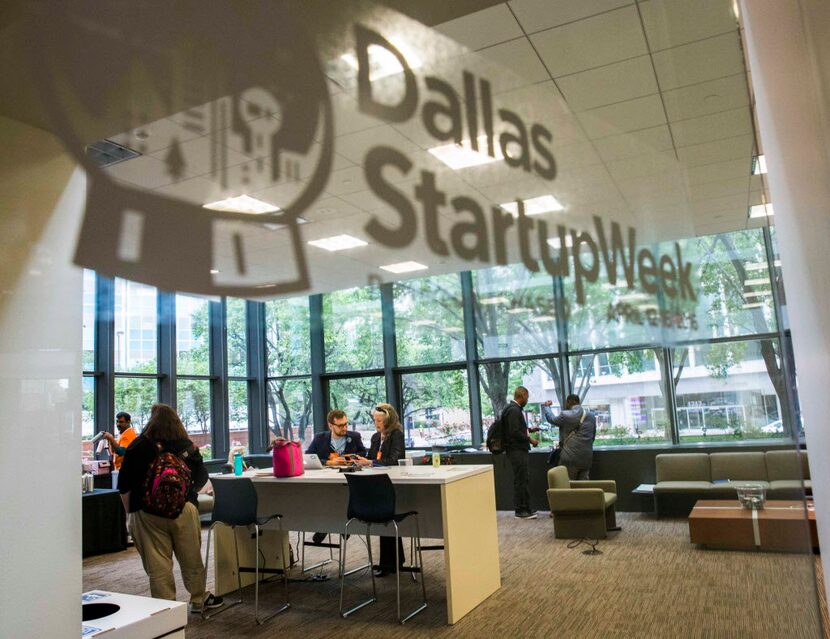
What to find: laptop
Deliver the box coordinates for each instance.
[303,454,324,470]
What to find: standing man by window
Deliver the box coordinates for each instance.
[504,386,540,519]
[103,411,138,471]
[543,395,597,480]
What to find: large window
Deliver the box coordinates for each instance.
[267,378,313,447]
[673,339,786,443]
[176,294,209,376]
[114,376,157,429]
[323,286,383,372]
[401,369,471,447]
[114,278,157,373]
[266,296,310,377]
[228,380,249,452]
[328,375,385,445]
[177,378,212,456]
[572,349,671,446]
[83,269,96,371]
[394,274,466,366]
[226,298,248,377]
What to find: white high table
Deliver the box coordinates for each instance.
[221,464,501,624]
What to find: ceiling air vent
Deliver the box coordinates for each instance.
[85,139,140,168]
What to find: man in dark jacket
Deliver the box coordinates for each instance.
[543,394,597,480]
[306,409,367,463]
[502,386,540,519]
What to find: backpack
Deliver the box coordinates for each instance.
[486,412,506,455]
[143,444,192,519]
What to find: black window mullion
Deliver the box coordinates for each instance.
[246,300,267,453]
[210,299,229,461]
[460,271,483,446]
[94,274,115,440]
[380,283,400,411]
[157,291,176,407]
[309,294,326,433]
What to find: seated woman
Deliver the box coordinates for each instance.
[367,403,406,577]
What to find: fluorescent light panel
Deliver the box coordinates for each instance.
[745,260,780,271]
[744,277,770,287]
[428,135,503,170]
[749,203,774,218]
[529,315,555,322]
[500,195,565,217]
[752,154,767,175]
[307,234,367,252]
[478,296,509,305]
[379,261,428,274]
[203,194,279,214]
[547,235,574,250]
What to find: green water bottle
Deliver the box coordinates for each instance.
[233,451,244,476]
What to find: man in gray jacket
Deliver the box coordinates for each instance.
[542,394,597,480]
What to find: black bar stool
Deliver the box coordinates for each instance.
[203,477,290,624]
[338,473,427,624]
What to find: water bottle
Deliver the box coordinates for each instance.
[432,447,441,468]
[233,451,244,476]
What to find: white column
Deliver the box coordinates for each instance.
[739,0,830,600]
[0,116,85,637]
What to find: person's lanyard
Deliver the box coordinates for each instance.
[376,435,384,460]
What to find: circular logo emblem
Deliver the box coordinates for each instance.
[28,2,334,296]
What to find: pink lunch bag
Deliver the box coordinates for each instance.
[272,439,304,478]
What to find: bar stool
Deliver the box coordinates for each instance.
[203,477,290,624]
[338,473,427,624]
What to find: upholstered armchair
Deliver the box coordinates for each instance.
[546,466,618,539]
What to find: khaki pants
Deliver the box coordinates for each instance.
[129,501,206,604]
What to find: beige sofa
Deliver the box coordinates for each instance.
[654,449,810,516]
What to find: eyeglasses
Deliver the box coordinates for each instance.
[330,421,348,428]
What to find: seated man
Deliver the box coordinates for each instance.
[306,410,367,543]
[306,409,367,464]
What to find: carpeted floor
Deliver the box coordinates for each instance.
[83,512,825,638]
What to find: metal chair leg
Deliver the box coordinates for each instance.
[254,520,291,625]
[398,516,428,625]
[301,531,335,575]
[202,523,243,620]
[339,520,377,617]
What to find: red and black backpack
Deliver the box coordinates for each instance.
[142,443,192,519]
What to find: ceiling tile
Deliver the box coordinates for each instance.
[509,0,632,33]
[652,31,744,91]
[300,196,364,223]
[593,125,674,162]
[104,154,185,190]
[149,135,249,179]
[477,38,551,84]
[530,6,648,78]
[606,151,679,181]
[557,56,657,110]
[332,92,384,137]
[671,107,751,148]
[154,176,218,205]
[576,94,666,139]
[688,176,752,202]
[336,126,422,165]
[434,4,523,51]
[639,0,739,51]
[554,140,603,171]
[675,133,754,167]
[662,73,749,122]
[684,158,751,185]
[107,117,204,155]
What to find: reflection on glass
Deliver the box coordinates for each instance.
[323,286,383,372]
[83,269,96,371]
[176,294,209,376]
[571,349,670,446]
[328,375,385,444]
[394,273,465,366]
[266,296,310,377]
[228,380,249,453]
[401,370,471,447]
[114,377,157,430]
[114,278,157,373]
[478,363,534,445]
[673,339,786,443]
[267,378,313,447]
[472,264,558,358]
[227,298,248,377]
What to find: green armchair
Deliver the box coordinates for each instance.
[546,466,618,539]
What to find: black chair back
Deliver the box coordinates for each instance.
[345,473,396,523]
[211,477,258,526]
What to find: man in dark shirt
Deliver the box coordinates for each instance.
[502,386,540,519]
[305,409,367,463]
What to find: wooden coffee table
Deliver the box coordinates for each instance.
[688,500,817,552]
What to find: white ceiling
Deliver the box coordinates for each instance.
[100,0,770,298]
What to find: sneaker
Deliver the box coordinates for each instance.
[190,593,224,613]
[514,511,538,519]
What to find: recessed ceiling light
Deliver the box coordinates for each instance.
[742,302,765,310]
[529,315,556,322]
[745,260,780,271]
[744,277,770,287]
[380,261,428,274]
[546,235,574,250]
[428,135,504,170]
[210,269,220,274]
[749,203,774,218]
[410,319,437,326]
[341,41,422,81]
[500,195,565,217]
[307,234,368,252]
[443,326,464,333]
[752,154,767,175]
[506,307,531,314]
[619,293,650,303]
[744,291,772,299]
[203,194,280,214]
[478,296,509,305]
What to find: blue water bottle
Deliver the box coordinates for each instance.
[233,451,243,476]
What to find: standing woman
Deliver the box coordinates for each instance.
[367,403,406,576]
[117,403,223,613]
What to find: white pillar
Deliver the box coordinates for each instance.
[739,0,830,600]
[0,116,85,637]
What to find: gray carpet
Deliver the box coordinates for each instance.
[83,512,824,638]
